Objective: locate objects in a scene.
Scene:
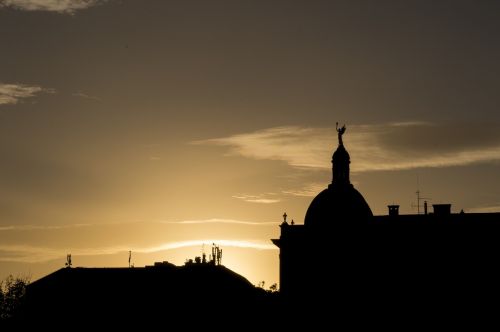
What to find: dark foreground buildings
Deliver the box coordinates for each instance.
[20,256,276,325]
[273,125,500,323]
[15,126,500,326]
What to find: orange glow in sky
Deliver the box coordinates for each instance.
[1,0,500,287]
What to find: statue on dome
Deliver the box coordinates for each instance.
[336,122,346,146]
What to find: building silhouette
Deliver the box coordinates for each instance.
[273,125,500,321]
[20,246,276,325]
[14,126,500,326]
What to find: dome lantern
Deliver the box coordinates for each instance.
[331,123,350,186]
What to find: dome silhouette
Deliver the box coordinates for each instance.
[304,184,373,227]
[304,124,373,227]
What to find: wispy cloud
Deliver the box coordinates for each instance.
[232,194,281,204]
[0,0,103,13]
[141,239,277,253]
[0,239,277,263]
[0,244,62,262]
[161,218,279,226]
[467,204,500,213]
[389,121,432,127]
[0,218,278,232]
[72,91,101,101]
[0,83,54,105]
[0,223,91,231]
[196,123,500,172]
[195,126,329,169]
[281,183,325,197]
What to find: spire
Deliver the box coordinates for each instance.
[331,123,350,186]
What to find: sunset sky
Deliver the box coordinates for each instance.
[1,0,500,287]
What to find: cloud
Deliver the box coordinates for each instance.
[161,218,279,226]
[0,83,54,105]
[467,204,500,213]
[0,239,277,263]
[241,198,281,204]
[196,123,500,172]
[0,244,62,262]
[0,223,91,231]
[72,91,101,101]
[0,218,279,263]
[0,218,278,232]
[281,183,326,197]
[140,239,277,253]
[195,126,330,169]
[0,0,103,13]
[232,194,281,204]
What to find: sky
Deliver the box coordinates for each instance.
[1,0,500,287]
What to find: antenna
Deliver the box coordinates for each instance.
[128,251,132,268]
[65,254,72,268]
[202,244,207,263]
[210,243,222,266]
[411,175,431,214]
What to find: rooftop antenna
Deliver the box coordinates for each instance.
[211,243,222,266]
[65,254,72,268]
[411,174,431,214]
[128,251,132,268]
[218,247,222,265]
[202,244,207,263]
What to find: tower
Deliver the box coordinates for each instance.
[272,124,374,299]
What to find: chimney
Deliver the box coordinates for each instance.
[424,201,428,215]
[388,205,399,217]
[433,204,451,216]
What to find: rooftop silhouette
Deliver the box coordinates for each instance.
[273,124,500,325]
[20,249,277,326]
[11,125,500,327]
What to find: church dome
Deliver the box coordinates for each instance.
[304,184,373,227]
[304,124,373,227]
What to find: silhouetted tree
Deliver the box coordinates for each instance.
[269,283,278,293]
[0,275,30,320]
